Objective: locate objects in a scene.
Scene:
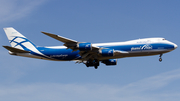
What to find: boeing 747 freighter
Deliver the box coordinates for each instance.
[3,27,177,69]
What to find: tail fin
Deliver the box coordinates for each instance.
[3,27,36,51]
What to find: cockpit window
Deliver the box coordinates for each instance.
[162,38,166,40]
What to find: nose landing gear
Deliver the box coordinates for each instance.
[159,54,163,62]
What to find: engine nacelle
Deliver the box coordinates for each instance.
[102,59,117,66]
[99,49,114,56]
[77,43,92,51]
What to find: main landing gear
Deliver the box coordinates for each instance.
[159,54,163,62]
[86,59,99,69]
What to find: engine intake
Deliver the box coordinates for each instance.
[102,59,117,65]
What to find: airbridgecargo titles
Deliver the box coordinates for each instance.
[131,44,153,51]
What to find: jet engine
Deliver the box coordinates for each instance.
[102,59,117,65]
[99,49,114,56]
[77,43,92,51]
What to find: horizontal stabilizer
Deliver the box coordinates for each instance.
[3,46,30,53]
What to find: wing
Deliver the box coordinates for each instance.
[41,32,77,44]
[41,32,99,51]
[41,32,128,61]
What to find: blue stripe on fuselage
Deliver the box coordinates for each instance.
[36,47,81,60]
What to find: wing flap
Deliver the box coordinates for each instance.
[3,46,30,53]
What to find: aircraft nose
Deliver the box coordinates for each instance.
[174,44,178,49]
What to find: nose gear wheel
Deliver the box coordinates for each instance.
[159,54,163,62]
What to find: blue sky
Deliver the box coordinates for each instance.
[0,0,180,101]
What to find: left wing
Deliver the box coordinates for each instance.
[41,32,77,44]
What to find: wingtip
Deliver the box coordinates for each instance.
[41,31,50,34]
[41,31,49,35]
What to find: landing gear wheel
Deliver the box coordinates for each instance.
[159,58,162,62]
[94,59,99,69]
[159,54,163,62]
[94,66,98,69]
[86,59,99,69]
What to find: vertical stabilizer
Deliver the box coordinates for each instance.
[3,27,36,51]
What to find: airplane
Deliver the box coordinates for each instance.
[3,27,178,69]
